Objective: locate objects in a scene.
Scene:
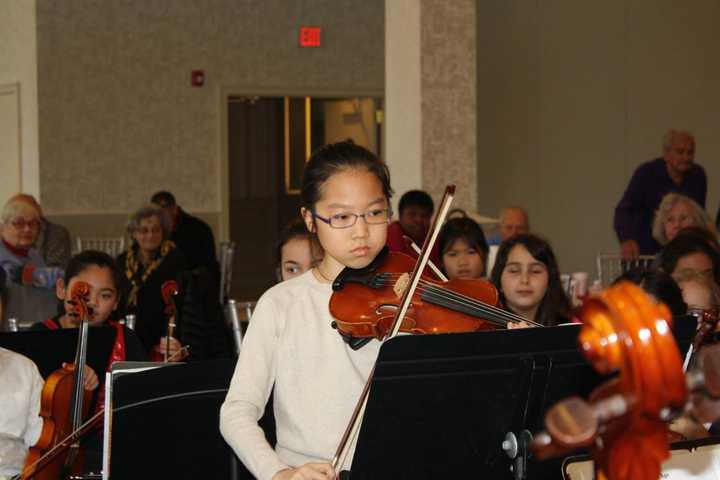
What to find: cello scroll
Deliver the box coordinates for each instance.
[531,281,688,480]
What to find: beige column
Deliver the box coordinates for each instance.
[385,0,422,213]
[385,0,477,212]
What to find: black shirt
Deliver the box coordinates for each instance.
[172,209,219,279]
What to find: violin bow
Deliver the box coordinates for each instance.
[331,185,456,473]
[406,237,448,282]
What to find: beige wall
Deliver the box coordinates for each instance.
[323,98,379,154]
[36,0,383,240]
[477,0,720,277]
[0,0,39,198]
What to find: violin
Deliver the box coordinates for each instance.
[530,281,688,480]
[330,247,533,348]
[21,282,94,480]
[150,280,180,362]
[684,307,720,370]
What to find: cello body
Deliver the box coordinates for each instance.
[21,366,92,480]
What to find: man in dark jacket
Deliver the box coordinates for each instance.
[151,191,219,276]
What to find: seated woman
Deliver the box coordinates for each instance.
[653,193,716,246]
[611,268,686,317]
[658,233,720,285]
[437,216,489,280]
[673,269,720,315]
[490,234,570,328]
[117,204,187,359]
[277,219,323,282]
[0,196,63,326]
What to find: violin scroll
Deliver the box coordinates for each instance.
[68,281,92,321]
[161,280,179,317]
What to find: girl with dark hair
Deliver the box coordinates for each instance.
[221,140,393,480]
[437,216,489,280]
[30,250,146,472]
[657,233,720,285]
[490,234,570,327]
[31,250,147,360]
[276,219,324,282]
[612,268,687,317]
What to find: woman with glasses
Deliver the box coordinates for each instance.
[0,195,63,290]
[116,204,188,359]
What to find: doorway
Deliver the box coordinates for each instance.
[226,95,383,300]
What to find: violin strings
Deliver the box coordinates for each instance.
[374,276,517,325]
[371,274,543,328]
[378,273,529,323]
[373,274,520,322]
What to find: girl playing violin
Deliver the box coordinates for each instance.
[437,216,489,280]
[490,234,570,328]
[220,141,393,480]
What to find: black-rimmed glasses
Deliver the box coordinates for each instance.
[313,208,392,229]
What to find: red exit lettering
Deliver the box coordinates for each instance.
[299,26,321,47]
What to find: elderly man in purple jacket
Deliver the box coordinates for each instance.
[614,130,706,259]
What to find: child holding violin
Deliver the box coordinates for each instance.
[490,234,570,328]
[220,141,393,480]
[31,250,147,362]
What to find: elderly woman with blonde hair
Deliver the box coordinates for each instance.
[652,193,716,246]
[0,195,63,290]
[0,195,62,326]
[116,203,187,358]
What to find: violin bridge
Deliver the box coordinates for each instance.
[393,273,410,299]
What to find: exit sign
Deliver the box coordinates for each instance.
[299,26,321,47]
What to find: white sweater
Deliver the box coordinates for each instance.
[0,347,43,477]
[220,270,380,480]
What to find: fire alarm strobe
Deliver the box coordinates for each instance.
[191,70,205,87]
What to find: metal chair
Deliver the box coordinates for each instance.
[596,253,656,287]
[225,299,256,355]
[218,241,236,304]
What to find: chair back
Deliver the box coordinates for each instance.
[218,241,236,304]
[596,253,656,287]
[75,236,126,258]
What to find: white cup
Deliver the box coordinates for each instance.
[571,272,589,298]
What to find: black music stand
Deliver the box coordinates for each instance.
[107,359,250,480]
[348,318,697,480]
[0,328,117,382]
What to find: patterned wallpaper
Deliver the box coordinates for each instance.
[420,0,476,211]
[36,0,384,214]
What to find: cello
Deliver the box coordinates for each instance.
[19,281,94,480]
[530,281,689,480]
